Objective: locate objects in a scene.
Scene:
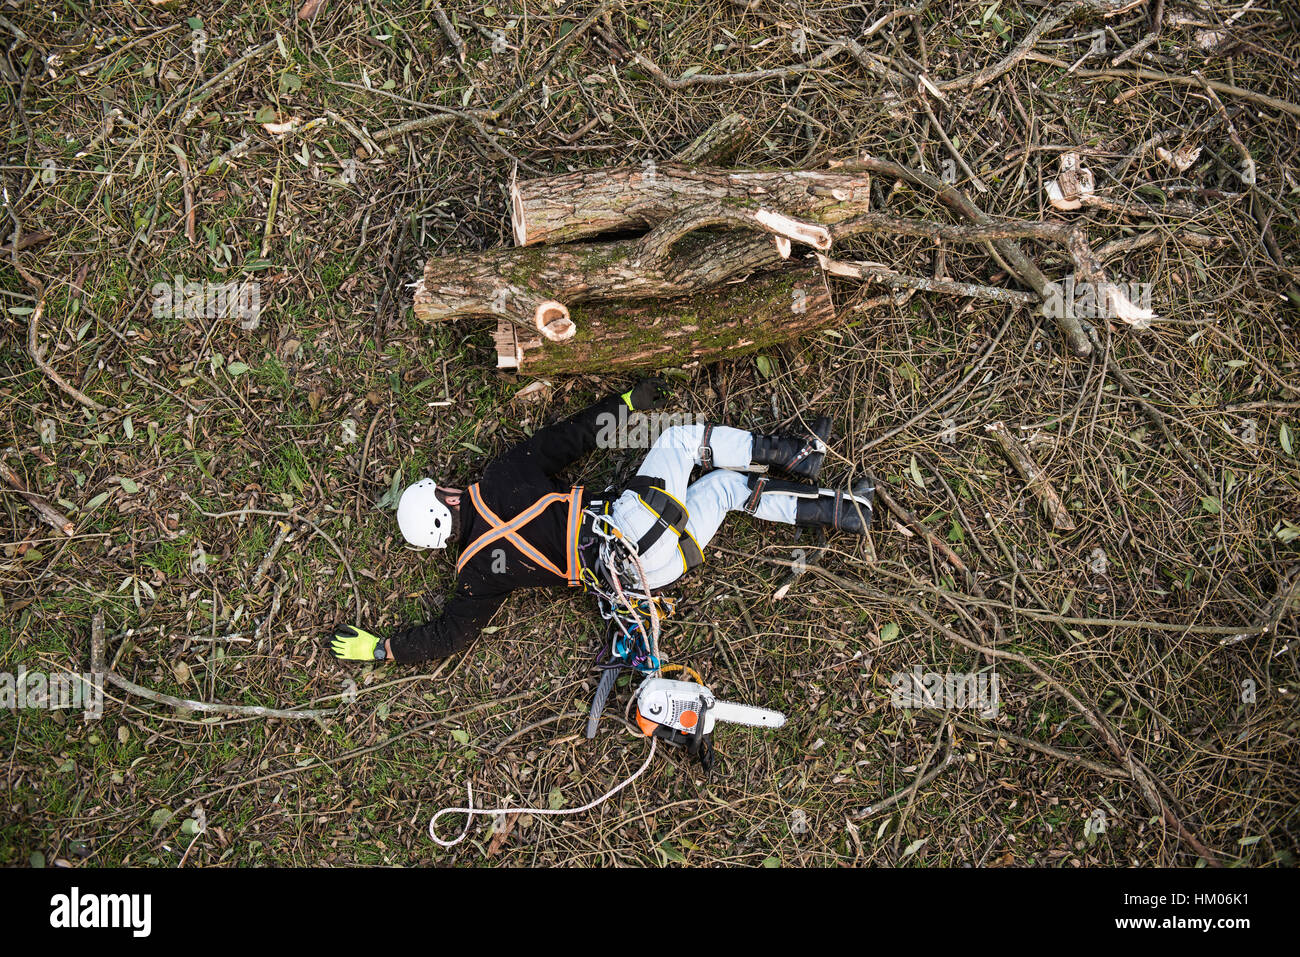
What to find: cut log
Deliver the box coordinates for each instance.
[415,229,791,332]
[494,268,834,375]
[510,163,870,247]
[485,151,1152,364]
[672,113,755,166]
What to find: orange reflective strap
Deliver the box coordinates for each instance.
[456,484,581,582]
[459,485,567,577]
[565,486,583,586]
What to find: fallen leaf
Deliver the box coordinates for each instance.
[487,812,520,856]
[1195,29,1226,50]
[297,0,328,19]
[1156,143,1202,173]
[515,380,552,403]
[149,808,174,829]
[1046,152,1095,211]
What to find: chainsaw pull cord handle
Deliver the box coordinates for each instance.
[660,663,703,685]
[429,738,658,848]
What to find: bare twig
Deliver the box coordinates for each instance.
[0,457,75,536]
[431,2,467,63]
[91,612,335,720]
[26,297,108,412]
[985,421,1077,532]
[833,154,1094,356]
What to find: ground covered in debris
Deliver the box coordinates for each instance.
[2,1,1297,866]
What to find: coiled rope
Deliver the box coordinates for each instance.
[428,738,657,847]
[429,505,665,847]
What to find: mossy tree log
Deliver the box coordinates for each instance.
[493,268,834,375]
[413,228,801,340]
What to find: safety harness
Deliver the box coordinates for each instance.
[743,476,770,515]
[458,475,706,742]
[697,424,715,469]
[620,475,704,573]
[456,476,704,591]
[456,483,586,584]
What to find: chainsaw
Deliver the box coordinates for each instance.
[634,677,786,772]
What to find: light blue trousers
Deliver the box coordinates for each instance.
[609,424,797,589]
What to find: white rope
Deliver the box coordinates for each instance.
[428,738,657,848]
[428,504,672,849]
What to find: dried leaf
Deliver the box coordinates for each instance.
[262,116,302,136]
[514,380,552,403]
[1046,152,1095,211]
[902,837,928,857]
[297,0,328,19]
[1156,143,1202,173]
[908,454,925,489]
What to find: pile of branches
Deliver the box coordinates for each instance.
[412,113,1153,374]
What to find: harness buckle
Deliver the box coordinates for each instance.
[698,424,714,469]
[785,435,826,470]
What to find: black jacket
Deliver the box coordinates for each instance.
[389,393,625,663]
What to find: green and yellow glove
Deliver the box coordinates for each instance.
[621,377,672,412]
[330,625,387,661]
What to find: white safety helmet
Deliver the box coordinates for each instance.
[397,478,454,549]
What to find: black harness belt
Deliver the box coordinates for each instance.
[610,476,705,573]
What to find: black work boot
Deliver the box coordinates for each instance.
[794,479,875,535]
[749,415,832,481]
[742,475,821,515]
